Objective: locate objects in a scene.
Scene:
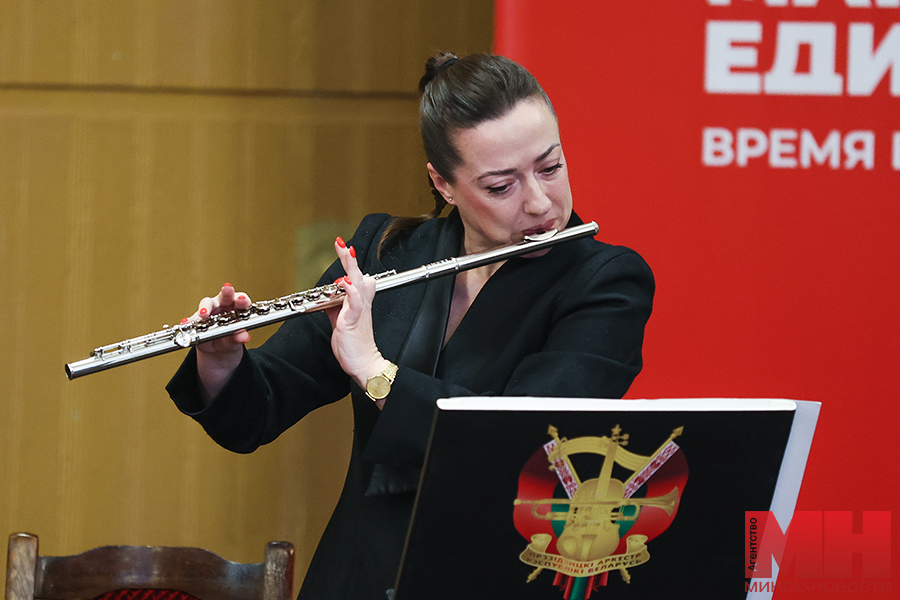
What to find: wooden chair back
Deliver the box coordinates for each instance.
[5,533,293,600]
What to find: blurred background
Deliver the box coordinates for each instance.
[0,0,493,592]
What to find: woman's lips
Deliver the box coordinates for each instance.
[522,219,558,236]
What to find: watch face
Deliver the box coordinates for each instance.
[367,376,391,399]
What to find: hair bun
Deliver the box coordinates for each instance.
[419,52,459,94]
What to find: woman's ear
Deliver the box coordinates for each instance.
[426,163,455,205]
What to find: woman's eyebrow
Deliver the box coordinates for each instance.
[476,144,561,180]
[535,143,561,163]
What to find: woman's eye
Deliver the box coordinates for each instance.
[542,162,564,175]
[486,183,511,195]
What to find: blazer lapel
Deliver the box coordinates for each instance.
[365,211,461,497]
[394,211,461,375]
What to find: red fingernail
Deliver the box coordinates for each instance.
[349,246,356,258]
[199,308,208,316]
[181,318,190,324]
[224,282,232,288]
[334,277,343,285]
[238,294,246,301]
[336,236,346,248]
[343,276,352,286]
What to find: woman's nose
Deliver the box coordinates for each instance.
[522,179,553,215]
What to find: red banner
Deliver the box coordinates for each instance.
[496,1,899,592]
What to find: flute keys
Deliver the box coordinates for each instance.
[174,330,192,348]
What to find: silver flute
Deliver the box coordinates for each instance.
[65,221,599,380]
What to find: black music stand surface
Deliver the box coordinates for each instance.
[393,397,819,600]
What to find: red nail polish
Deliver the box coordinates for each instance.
[334,277,343,285]
[336,236,346,248]
[349,246,356,258]
[343,276,352,286]
[181,318,190,325]
[199,308,208,316]
[224,282,232,288]
[238,294,246,301]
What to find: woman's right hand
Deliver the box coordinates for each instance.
[191,283,252,402]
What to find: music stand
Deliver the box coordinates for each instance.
[393,397,819,600]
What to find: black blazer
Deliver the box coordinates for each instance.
[167,209,654,599]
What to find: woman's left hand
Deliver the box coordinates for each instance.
[326,237,392,400]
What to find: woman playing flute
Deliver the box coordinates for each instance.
[166,52,654,600]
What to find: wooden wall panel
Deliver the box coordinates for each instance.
[0,0,493,593]
[0,0,493,91]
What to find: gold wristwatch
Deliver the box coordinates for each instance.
[365,361,398,401]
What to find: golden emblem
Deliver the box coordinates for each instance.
[514,424,685,591]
